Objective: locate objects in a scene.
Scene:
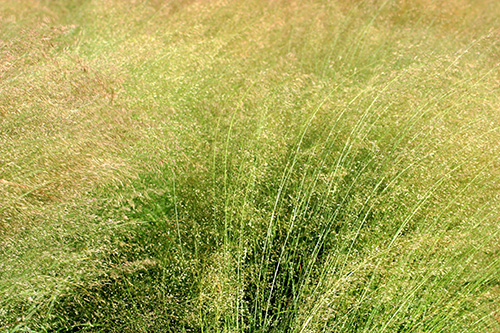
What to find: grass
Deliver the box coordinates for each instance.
[1,0,500,331]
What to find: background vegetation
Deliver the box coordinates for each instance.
[1,0,499,331]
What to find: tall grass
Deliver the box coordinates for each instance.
[1,0,499,331]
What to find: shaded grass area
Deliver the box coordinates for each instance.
[1,0,500,331]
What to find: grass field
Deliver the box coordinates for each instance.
[1,0,500,331]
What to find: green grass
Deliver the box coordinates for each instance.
[1,0,500,331]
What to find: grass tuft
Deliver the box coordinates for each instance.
[1,0,499,331]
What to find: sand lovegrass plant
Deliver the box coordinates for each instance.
[1,0,499,331]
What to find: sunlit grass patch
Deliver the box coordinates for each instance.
[1,0,499,331]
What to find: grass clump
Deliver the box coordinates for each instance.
[1,0,499,331]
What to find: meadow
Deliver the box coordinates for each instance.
[1,0,499,331]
